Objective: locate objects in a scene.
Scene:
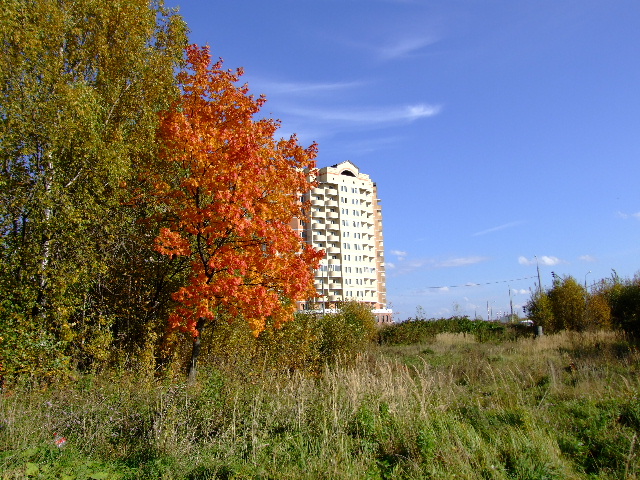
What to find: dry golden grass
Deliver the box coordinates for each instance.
[1,331,638,479]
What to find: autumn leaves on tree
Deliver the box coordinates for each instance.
[0,0,323,380]
[154,45,323,377]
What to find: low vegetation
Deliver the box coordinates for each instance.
[2,330,638,479]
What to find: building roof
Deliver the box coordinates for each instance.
[329,160,360,176]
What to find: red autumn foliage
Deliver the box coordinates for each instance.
[155,45,323,338]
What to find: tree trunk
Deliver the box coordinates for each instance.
[187,317,206,382]
[34,150,53,318]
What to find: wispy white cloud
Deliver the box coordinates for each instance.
[251,79,363,96]
[436,256,489,268]
[281,103,441,125]
[510,288,529,295]
[388,254,488,276]
[518,255,565,266]
[579,254,597,262]
[274,102,440,142]
[378,36,438,60]
[385,262,396,269]
[336,135,404,155]
[390,249,407,260]
[472,221,524,237]
[617,211,640,220]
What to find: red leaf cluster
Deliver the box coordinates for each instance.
[155,45,323,337]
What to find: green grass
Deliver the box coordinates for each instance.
[1,331,639,479]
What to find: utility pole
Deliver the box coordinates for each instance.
[509,286,514,321]
[535,255,542,294]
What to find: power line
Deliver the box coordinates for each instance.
[425,276,537,289]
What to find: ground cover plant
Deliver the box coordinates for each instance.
[1,330,638,479]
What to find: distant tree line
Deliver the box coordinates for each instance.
[377,316,534,345]
[525,271,640,337]
[378,271,640,346]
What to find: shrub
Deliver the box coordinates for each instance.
[604,276,640,338]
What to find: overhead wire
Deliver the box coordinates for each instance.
[425,275,537,289]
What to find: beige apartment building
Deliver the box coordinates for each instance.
[294,161,393,324]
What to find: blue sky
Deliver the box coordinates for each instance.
[173,0,640,321]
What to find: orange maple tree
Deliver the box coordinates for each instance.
[155,45,323,377]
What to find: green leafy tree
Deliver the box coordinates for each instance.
[0,0,187,378]
[548,275,587,331]
[586,293,612,330]
[525,291,556,332]
[601,273,640,338]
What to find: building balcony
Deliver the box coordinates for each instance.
[326,212,339,219]
[326,247,341,255]
[325,200,338,207]
[310,199,324,207]
[327,234,340,242]
[325,189,338,198]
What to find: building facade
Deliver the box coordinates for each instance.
[294,161,393,324]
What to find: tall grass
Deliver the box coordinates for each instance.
[1,331,639,479]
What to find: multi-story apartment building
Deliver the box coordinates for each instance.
[293,161,393,324]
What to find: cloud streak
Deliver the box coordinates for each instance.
[472,221,524,237]
[378,36,438,60]
[281,103,441,125]
[252,79,363,96]
[518,255,565,266]
[617,211,640,220]
[388,254,489,276]
[436,256,489,268]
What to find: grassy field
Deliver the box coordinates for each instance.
[1,331,639,479]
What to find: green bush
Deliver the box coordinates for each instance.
[603,276,640,338]
[319,301,377,364]
[377,316,530,346]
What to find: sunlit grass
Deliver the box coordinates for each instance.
[1,331,639,479]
